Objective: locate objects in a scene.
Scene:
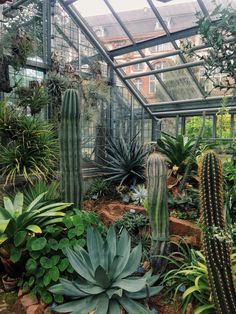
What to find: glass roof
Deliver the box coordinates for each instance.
[66,0,235,115]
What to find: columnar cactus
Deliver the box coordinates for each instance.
[199,151,236,314]
[59,89,83,209]
[146,152,169,273]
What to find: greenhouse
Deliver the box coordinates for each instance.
[0,0,236,313]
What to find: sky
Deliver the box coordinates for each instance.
[74,0,198,17]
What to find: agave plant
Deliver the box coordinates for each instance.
[0,192,71,272]
[102,135,147,186]
[50,226,163,314]
[157,134,195,174]
[130,184,147,205]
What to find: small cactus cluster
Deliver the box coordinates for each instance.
[146,152,169,273]
[199,151,236,314]
[59,89,83,209]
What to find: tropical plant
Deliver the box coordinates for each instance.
[17,84,48,116]
[0,113,58,184]
[199,151,236,313]
[22,210,106,305]
[130,185,147,205]
[60,89,83,209]
[50,226,163,313]
[86,178,110,199]
[0,192,71,275]
[146,153,169,273]
[102,134,147,186]
[156,134,195,174]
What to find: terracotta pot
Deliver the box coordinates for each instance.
[2,274,19,291]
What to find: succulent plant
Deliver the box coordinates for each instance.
[130,184,147,205]
[59,89,83,209]
[199,151,236,314]
[50,226,163,314]
[146,153,169,273]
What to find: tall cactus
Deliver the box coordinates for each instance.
[146,152,169,273]
[199,151,236,314]
[59,89,83,209]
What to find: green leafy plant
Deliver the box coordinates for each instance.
[0,192,71,275]
[22,211,105,305]
[162,242,236,314]
[157,134,195,175]
[50,226,163,313]
[102,134,147,186]
[130,185,147,205]
[0,105,58,184]
[17,84,49,116]
[115,212,149,235]
[86,178,110,199]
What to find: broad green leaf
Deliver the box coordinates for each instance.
[10,247,22,263]
[87,227,104,271]
[25,258,37,273]
[94,265,110,288]
[106,288,123,299]
[182,286,200,299]
[26,192,47,212]
[43,272,51,286]
[119,243,142,279]
[3,197,14,217]
[58,238,70,250]
[13,193,23,216]
[50,266,60,282]
[0,219,10,233]
[26,225,42,234]
[76,282,105,295]
[48,239,59,250]
[41,291,53,305]
[58,258,69,272]
[30,237,47,251]
[194,304,214,314]
[95,294,109,314]
[119,296,150,314]
[50,255,60,266]
[126,285,163,299]
[108,299,121,314]
[113,278,146,292]
[55,296,97,313]
[0,234,8,245]
[14,231,27,247]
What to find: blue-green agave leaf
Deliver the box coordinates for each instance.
[113,278,146,292]
[108,299,121,314]
[119,296,151,314]
[118,243,142,279]
[94,265,110,288]
[125,285,163,299]
[87,227,104,271]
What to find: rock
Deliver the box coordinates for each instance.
[21,294,38,308]
[18,288,23,298]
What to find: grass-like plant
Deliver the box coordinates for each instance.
[102,135,147,186]
[0,105,58,184]
[50,226,163,313]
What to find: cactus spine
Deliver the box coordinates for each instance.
[199,151,236,314]
[59,89,83,209]
[146,152,169,273]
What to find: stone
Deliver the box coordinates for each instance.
[18,288,24,298]
[21,294,38,308]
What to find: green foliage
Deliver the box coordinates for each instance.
[86,179,110,199]
[146,153,169,273]
[0,192,71,267]
[22,181,60,207]
[22,211,105,305]
[60,89,83,209]
[16,85,49,116]
[0,104,58,184]
[102,134,147,186]
[193,4,236,94]
[157,134,195,174]
[130,185,147,205]
[185,117,213,139]
[162,243,214,313]
[50,226,163,313]
[168,189,200,221]
[199,151,236,313]
[223,159,236,224]
[115,212,148,235]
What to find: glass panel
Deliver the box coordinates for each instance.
[185,116,213,138]
[151,0,201,32]
[161,118,176,137]
[108,0,166,42]
[73,0,132,50]
[204,0,236,13]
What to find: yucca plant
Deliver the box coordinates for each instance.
[0,192,71,274]
[50,226,163,314]
[157,134,195,174]
[102,135,147,186]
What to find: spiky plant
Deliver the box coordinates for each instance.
[102,135,147,186]
[50,226,163,313]
[146,153,169,273]
[199,151,236,314]
[59,89,83,209]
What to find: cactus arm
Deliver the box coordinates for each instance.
[146,153,170,273]
[200,151,236,314]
